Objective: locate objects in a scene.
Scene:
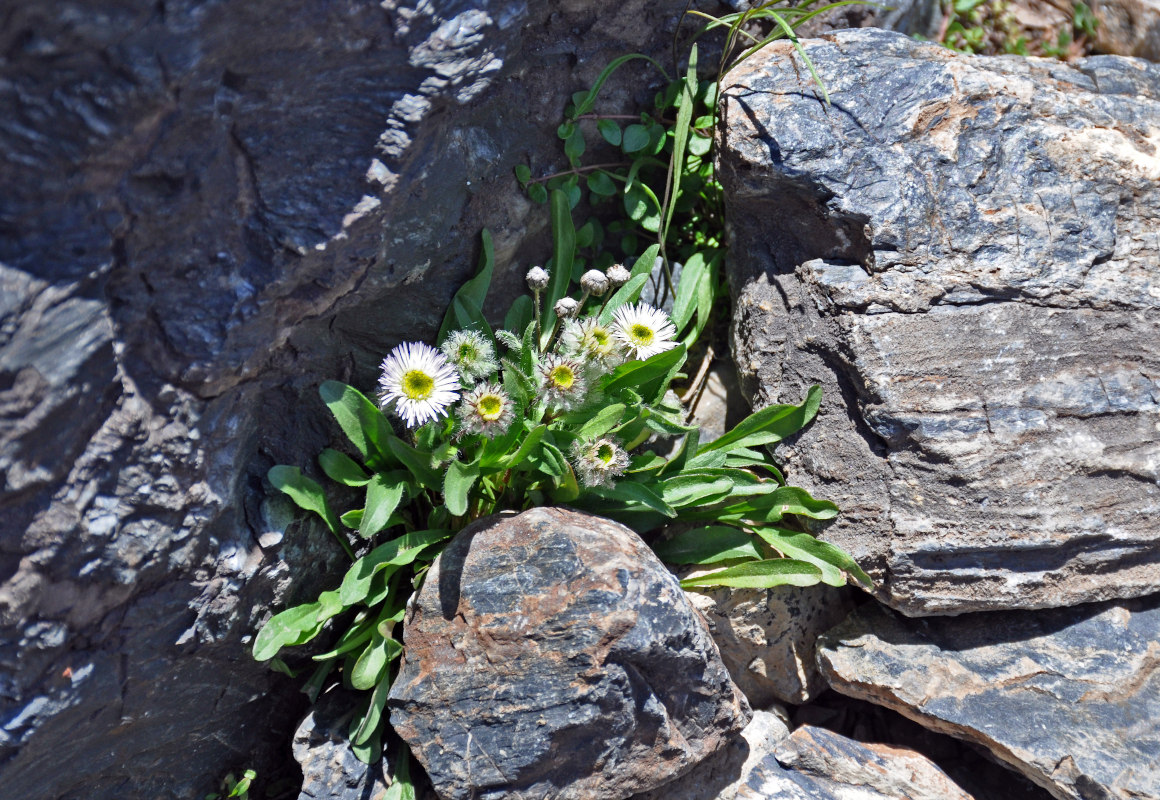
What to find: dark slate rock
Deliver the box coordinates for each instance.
[388,507,751,800]
[0,1,694,796]
[817,596,1160,800]
[720,29,1160,616]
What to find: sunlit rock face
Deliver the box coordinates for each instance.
[721,29,1160,616]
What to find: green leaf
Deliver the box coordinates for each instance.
[437,229,494,343]
[499,424,546,470]
[576,403,627,439]
[339,529,454,606]
[384,745,416,800]
[252,602,325,661]
[699,385,823,454]
[319,381,395,472]
[587,480,676,517]
[268,466,341,535]
[661,45,698,246]
[444,459,481,517]
[658,476,734,508]
[671,251,707,334]
[540,190,576,347]
[597,119,622,146]
[351,726,382,765]
[351,674,392,747]
[601,344,687,403]
[359,473,406,538]
[624,183,661,233]
[653,525,765,565]
[754,527,873,588]
[386,436,442,489]
[599,273,649,323]
[695,486,839,524]
[679,558,824,589]
[528,183,548,204]
[319,448,371,486]
[350,629,404,690]
[564,127,585,161]
[587,171,617,197]
[514,164,532,184]
[504,294,534,334]
[622,124,650,153]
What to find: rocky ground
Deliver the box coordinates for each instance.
[3,1,1159,799]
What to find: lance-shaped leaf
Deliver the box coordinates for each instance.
[444,459,481,517]
[339,529,453,607]
[754,527,873,588]
[653,526,764,565]
[699,384,823,454]
[359,473,406,539]
[252,602,325,661]
[319,448,371,486]
[319,381,396,471]
[679,558,823,589]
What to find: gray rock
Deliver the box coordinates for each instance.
[293,690,388,800]
[388,507,751,800]
[1091,0,1160,60]
[0,1,696,795]
[721,29,1160,616]
[633,711,976,800]
[682,579,857,705]
[817,597,1160,800]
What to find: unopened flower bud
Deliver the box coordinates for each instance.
[580,269,610,297]
[606,263,631,288]
[526,266,550,291]
[554,297,579,319]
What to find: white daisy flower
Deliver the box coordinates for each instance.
[561,317,623,366]
[571,436,630,487]
[377,342,461,429]
[612,302,677,360]
[458,383,515,437]
[538,354,587,411]
[440,330,498,383]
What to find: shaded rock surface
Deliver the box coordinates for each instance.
[0,1,695,796]
[632,710,978,800]
[388,507,751,800]
[721,29,1160,616]
[293,689,387,800]
[683,580,856,705]
[818,597,1160,800]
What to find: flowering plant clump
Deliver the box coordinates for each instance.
[254,218,869,766]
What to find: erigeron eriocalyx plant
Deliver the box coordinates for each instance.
[254,223,869,766]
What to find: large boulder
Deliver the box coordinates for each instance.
[818,597,1160,800]
[0,1,694,796]
[1091,0,1160,60]
[720,29,1160,616]
[388,507,751,800]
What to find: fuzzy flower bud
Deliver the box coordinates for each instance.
[526,266,550,291]
[580,269,610,297]
[606,264,631,288]
[554,297,579,319]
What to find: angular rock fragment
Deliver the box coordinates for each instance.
[292,690,388,800]
[682,580,856,705]
[632,712,975,800]
[388,507,751,800]
[721,29,1160,615]
[1090,0,1160,60]
[817,597,1160,800]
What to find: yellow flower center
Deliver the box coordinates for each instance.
[629,323,654,346]
[596,443,615,464]
[549,364,575,389]
[401,370,435,400]
[477,394,504,421]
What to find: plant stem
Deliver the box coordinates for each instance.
[527,162,631,185]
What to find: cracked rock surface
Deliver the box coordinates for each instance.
[388,508,751,800]
[720,29,1160,616]
[817,596,1160,800]
[0,1,692,795]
